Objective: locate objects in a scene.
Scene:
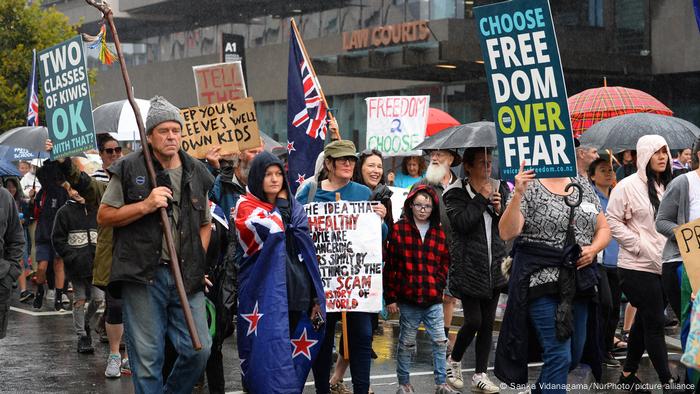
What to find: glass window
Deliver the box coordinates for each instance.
[249,19,265,47]
[301,12,321,39]
[321,9,340,35]
[430,0,455,19]
[340,4,361,32]
[384,0,406,25]
[406,0,429,21]
[263,16,282,45]
[361,0,383,28]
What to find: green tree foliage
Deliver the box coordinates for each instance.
[0,0,78,132]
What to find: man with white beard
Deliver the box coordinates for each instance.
[419,149,461,351]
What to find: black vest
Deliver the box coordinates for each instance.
[108,148,214,296]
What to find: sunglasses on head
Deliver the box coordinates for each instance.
[101,147,122,154]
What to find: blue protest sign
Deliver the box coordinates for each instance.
[474,0,577,179]
[38,36,96,160]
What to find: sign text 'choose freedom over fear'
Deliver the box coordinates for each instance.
[38,36,96,160]
[475,0,577,179]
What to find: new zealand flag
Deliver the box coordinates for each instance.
[287,22,328,194]
[233,192,326,393]
[27,49,39,126]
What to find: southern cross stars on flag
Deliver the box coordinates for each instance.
[287,20,329,194]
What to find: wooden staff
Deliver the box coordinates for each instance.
[84,0,202,350]
[335,192,350,361]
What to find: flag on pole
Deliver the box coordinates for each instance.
[287,20,329,194]
[26,49,40,126]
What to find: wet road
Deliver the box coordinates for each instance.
[0,292,689,393]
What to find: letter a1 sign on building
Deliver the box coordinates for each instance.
[474,0,577,179]
[366,95,430,157]
[38,36,97,160]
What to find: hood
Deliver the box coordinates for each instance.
[403,184,440,226]
[635,135,670,182]
[247,151,290,202]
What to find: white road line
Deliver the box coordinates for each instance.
[9,306,72,316]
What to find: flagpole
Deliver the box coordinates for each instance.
[84,0,202,351]
[290,18,341,141]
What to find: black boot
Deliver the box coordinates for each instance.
[618,372,651,393]
[54,288,63,311]
[663,376,686,394]
[33,285,44,309]
[77,335,94,354]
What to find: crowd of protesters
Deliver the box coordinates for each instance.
[2,94,700,394]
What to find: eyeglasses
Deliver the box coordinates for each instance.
[335,156,357,165]
[411,203,433,211]
[101,147,122,155]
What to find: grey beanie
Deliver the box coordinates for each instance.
[146,96,184,134]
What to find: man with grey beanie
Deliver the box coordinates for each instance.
[97,96,214,394]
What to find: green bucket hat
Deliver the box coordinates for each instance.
[324,140,357,159]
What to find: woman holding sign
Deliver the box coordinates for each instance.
[496,160,610,394]
[297,140,386,394]
[607,135,679,392]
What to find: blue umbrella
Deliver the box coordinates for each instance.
[0,145,49,161]
[0,159,20,176]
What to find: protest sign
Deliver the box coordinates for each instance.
[674,218,700,293]
[305,201,383,313]
[366,96,430,157]
[38,36,96,160]
[193,62,247,105]
[474,0,577,179]
[388,186,409,222]
[180,97,260,159]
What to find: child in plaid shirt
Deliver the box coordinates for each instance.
[384,184,455,394]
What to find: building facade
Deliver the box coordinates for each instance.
[47,0,700,147]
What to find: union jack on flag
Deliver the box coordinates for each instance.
[233,193,284,257]
[287,21,328,194]
[27,49,40,126]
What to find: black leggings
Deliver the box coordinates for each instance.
[450,293,499,373]
[662,261,682,321]
[618,268,671,383]
[598,265,622,351]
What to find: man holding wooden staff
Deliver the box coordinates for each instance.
[97,96,214,393]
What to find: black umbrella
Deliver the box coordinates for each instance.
[413,121,497,151]
[578,113,700,153]
[0,126,49,153]
[260,132,286,156]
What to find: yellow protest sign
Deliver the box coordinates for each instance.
[180,97,260,159]
[673,218,700,293]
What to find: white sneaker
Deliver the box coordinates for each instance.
[396,383,415,394]
[472,373,500,393]
[46,289,55,300]
[105,354,121,378]
[446,357,464,389]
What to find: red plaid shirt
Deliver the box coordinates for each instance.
[384,218,449,306]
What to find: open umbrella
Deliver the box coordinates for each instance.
[0,159,20,176]
[426,108,460,137]
[0,126,49,153]
[260,132,286,155]
[578,113,700,153]
[92,99,150,141]
[414,121,497,151]
[568,86,673,138]
[0,145,49,161]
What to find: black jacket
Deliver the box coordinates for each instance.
[51,200,97,280]
[443,178,508,299]
[32,179,68,244]
[108,148,214,296]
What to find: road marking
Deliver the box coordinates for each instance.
[9,306,72,316]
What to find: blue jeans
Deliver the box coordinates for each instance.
[529,296,571,394]
[570,300,589,370]
[312,311,373,394]
[122,265,212,394]
[397,303,447,385]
